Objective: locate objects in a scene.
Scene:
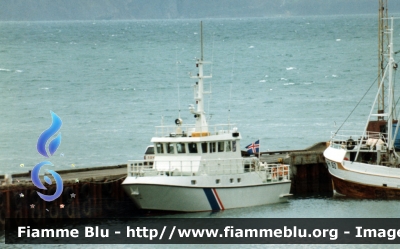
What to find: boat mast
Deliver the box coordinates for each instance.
[355,10,395,162]
[378,0,389,119]
[387,18,396,151]
[190,21,212,132]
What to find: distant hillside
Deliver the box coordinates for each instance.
[1,0,400,21]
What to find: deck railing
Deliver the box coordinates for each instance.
[329,130,388,150]
[154,124,237,137]
[127,158,290,182]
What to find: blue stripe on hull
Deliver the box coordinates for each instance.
[203,188,220,210]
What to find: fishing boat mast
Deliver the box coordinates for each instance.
[355,17,397,161]
[375,1,399,156]
[387,17,396,151]
[373,0,398,150]
[378,0,389,119]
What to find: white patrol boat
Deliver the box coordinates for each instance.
[121,22,291,212]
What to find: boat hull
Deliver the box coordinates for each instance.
[122,181,291,212]
[324,146,400,199]
[331,174,400,199]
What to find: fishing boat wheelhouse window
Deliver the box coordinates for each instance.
[167,143,174,154]
[232,141,237,152]
[156,143,164,154]
[188,142,198,153]
[218,142,224,152]
[177,143,186,154]
[201,142,208,153]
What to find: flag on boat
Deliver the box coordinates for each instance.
[245,140,259,155]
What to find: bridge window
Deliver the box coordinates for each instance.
[218,142,224,152]
[201,142,208,153]
[188,143,198,153]
[232,141,237,152]
[167,143,175,154]
[177,143,186,154]
[156,143,164,154]
[210,142,216,153]
[226,141,231,152]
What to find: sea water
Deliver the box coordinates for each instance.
[1,15,399,248]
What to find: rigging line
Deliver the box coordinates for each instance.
[390,70,399,120]
[176,49,181,118]
[231,49,236,82]
[383,65,398,122]
[207,87,212,121]
[334,75,379,135]
[210,32,215,75]
[392,96,400,120]
[228,49,236,124]
[228,84,232,125]
[394,69,398,120]
[207,33,215,121]
[387,70,400,150]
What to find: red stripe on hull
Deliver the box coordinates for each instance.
[331,175,400,199]
[212,188,225,210]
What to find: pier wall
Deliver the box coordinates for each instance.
[289,151,332,194]
[0,165,131,230]
[261,142,332,195]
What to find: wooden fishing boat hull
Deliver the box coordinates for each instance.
[331,174,400,199]
[324,146,400,199]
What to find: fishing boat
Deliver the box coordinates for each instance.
[323,12,400,199]
[121,22,291,212]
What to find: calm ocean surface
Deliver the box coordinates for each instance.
[1,14,400,248]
